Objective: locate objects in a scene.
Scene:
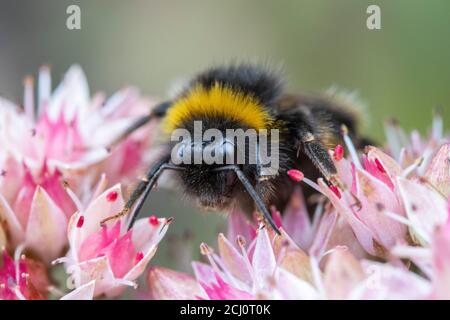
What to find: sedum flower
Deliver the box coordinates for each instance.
[0,248,50,300]
[147,224,321,300]
[54,184,171,298]
[0,65,158,218]
[0,65,155,173]
[0,65,157,264]
[323,246,432,300]
[147,116,450,300]
[316,145,409,257]
[0,164,70,263]
[0,248,95,300]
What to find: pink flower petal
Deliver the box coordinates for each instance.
[431,221,450,299]
[79,184,124,242]
[397,177,448,244]
[251,227,277,289]
[218,233,251,283]
[272,268,319,299]
[309,211,337,258]
[281,188,313,250]
[60,281,95,300]
[350,262,431,299]
[147,266,205,300]
[227,207,255,243]
[318,179,377,256]
[130,217,170,253]
[323,247,365,299]
[366,146,402,187]
[201,273,253,300]
[192,262,216,285]
[425,143,450,198]
[73,256,117,297]
[25,187,68,262]
[0,193,25,245]
[353,169,407,249]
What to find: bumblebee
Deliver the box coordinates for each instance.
[101,64,366,234]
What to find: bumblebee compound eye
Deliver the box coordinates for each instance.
[171,142,189,165]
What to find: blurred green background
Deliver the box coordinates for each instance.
[1,0,449,270]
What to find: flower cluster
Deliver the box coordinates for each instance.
[1,64,449,300]
[0,66,169,299]
[147,116,450,300]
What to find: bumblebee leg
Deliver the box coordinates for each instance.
[100,155,182,229]
[126,162,184,229]
[298,132,338,183]
[213,165,281,235]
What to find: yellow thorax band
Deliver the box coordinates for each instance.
[162,83,274,133]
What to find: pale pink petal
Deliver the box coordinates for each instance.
[431,221,450,299]
[327,217,369,260]
[391,245,433,278]
[192,262,216,284]
[71,256,118,297]
[366,146,403,179]
[0,193,25,245]
[87,118,137,148]
[333,157,354,189]
[279,248,312,284]
[80,184,124,242]
[227,207,255,243]
[252,227,276,289]
[309,211,337,258]
[0,154,24,202]
[25,187,68,262]
[425,143,450,197]
[130,217,171,253]
[147,266,205,300]
[281,188,314,249]
[354,169,407,249]
[123,246,157,282]
[60,281,95,300]
[78,221,122,261]
[89,174,108,202]
[217,233,251,282]
[323,247,365,299]
[349,262,431,300]
[47,65,89,122]
[397,177,447,244]
[201,273,253,300]
[271,268,319,300]
[318,179,377,256]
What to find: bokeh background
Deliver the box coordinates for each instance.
[1,0,449,270]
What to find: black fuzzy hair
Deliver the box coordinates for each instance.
[190,63,284,108]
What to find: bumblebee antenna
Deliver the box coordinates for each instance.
[108,101,172,147]
[213,165,281,235]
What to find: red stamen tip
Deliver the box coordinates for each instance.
[334,145,344,161]
[135,252,144,264]
[76,215,85,228]
[106,191,118,202]
[149,215,159,226]
[374,158,386,174]
[330,185,342,199]
[287,169,304,182]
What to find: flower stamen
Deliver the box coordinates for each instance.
[341,124,362,169]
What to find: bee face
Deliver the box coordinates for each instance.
[180,164,238,210]
[170,119,242,210]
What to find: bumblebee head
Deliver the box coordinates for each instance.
[159,64,282,210]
